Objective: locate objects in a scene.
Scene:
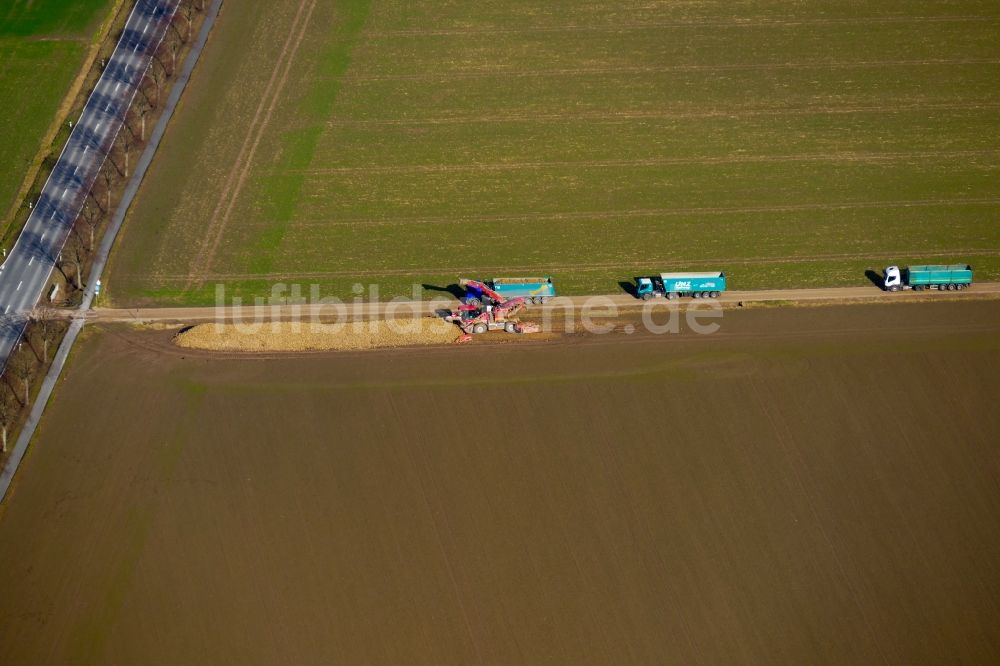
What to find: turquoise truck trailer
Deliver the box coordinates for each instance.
[883,264,973,292]
[465,277,557,305]
[634,272,727,300]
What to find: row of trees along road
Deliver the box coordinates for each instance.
[0,0,210,455]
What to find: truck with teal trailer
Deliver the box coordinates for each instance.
[883,264,973,292]
[634,272,727,300]
[465,277,556,305]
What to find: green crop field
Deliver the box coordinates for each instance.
[108,0,1000,306]
[0,0,113,227]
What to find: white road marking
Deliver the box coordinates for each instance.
[0,5,178,358]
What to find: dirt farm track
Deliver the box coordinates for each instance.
[1,302,999,664]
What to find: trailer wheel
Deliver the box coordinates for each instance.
[473,323,488,334]
[710,291,720,298]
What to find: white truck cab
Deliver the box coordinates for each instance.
[884,265,902,291]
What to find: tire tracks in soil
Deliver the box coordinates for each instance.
[363,15,1000,38]
[748,373,892,663]
[140,247,1000,283]
[341,59,1000,83]
[186,0,318,290]
[285,197,1000,230]
[292,150,1000,176]
[323,102,1000,126]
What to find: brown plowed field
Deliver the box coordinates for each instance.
[1,302,999,663]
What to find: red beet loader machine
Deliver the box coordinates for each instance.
[445,279,540,339]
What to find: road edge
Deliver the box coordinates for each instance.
[0,0,130,244]
[0,0,226,507]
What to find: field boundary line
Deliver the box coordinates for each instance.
[0,0,226,508]
[187,0,317,290]
[364,14,1000,37]
[145,249,1000,282]
[341,59,1000,82]
[323,101,1000,126]
[281,197,1000,230]
[294,150,1000,176]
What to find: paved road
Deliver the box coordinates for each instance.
[0,0,178,369]
[80,282,1000,323]
[1,0,223,507]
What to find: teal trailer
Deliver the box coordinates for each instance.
[635,272,727,300]
[487,277,557,304]
[884,264,973,292]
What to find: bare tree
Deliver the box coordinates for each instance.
[171,12,189,44]
[80,200,103,251]
[60,232,89,292]
[155,41,175,79]
[9,347,35,406]
[31,309,60,364]
[181,0,205,42]
[132,93,152,141]
[167,33,184,73]
[107,141,127,178]
[100,162,116,210]
[145,60,167,108]
[117,129,135,178]
[0,385,16,453]
[88,180,107,214]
